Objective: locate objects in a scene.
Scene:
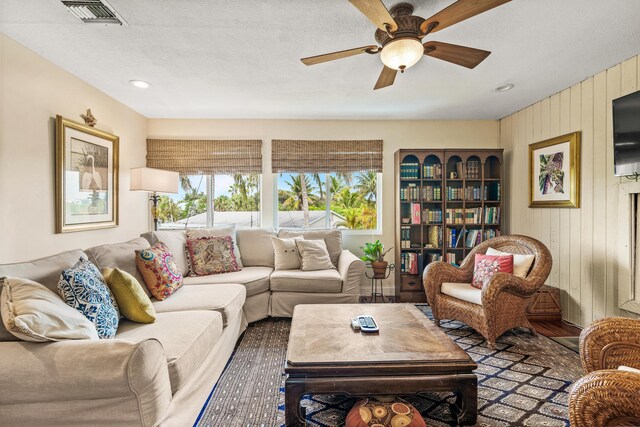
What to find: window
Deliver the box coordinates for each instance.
[158,174,260,229]
[276,171,379,230]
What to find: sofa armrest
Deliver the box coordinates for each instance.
[0,339,171,426]
[578,317,640,373]
[338,249,365,294]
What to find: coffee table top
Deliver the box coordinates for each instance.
[286,304,475,371]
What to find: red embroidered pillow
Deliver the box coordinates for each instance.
[471,254,514,289]
[135,242,183,300]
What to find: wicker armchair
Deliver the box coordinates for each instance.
[422,235,552,349]
[569,317,640,427]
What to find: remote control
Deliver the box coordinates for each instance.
[358,315,379,333]
[350,317,361,331]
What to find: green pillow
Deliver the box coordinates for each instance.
[102,268,156,324]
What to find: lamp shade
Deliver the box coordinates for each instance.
[380,38,424,71]
[130,167,179,194]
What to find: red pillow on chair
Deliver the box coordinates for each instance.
[471,254,514,289]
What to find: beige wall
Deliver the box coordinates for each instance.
[147,119,499,293]
[0,35,149,263]
[499,55,640,327]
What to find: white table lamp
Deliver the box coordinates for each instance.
[130,167,179,230]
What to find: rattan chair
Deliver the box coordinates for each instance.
[422,234,552,349]
[569,317,640,427]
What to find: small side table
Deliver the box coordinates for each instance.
[526,284,562,321]
[362,263,395,303]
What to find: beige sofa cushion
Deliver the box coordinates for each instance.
[278,229,342,267]
[141,230,189,276]
[183,266,272,296]
[152,284,245,326]
[86,237,151,296]
[271,236,302,270]
[117,310,223,395]
[441,282,482,305]
[236,227,276,267]
[270,269,342,293]
[296,239,334,271]
[0,249,87,342]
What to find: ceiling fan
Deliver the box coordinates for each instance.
[301,0,511,90]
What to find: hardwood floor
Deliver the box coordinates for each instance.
[530,320,581,337]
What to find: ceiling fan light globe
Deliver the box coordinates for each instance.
[380,38,424,71]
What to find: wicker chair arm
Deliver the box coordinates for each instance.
[579,317,640,373]
[422,261,473,306]
[569,369,640,427]
[481,272,541,305]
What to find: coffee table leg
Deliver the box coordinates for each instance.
[285,377,306,426]
[449,375,478,426]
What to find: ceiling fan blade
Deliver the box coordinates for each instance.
[348,0,398,32]
[423,41,490,69]
[374,66,397,90]
[420,0,510,34]
[301,45,379,66]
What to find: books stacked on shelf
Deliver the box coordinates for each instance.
[465,207,482,224]
[400,183,420,201]
[484,183,501,201]
[400,226,411,248]
[400,252,421,274]
[423,163,442,179]
[422,208,442,224]
[446,253,458,265]
[411,203,421,224]
[422,185,441,201]
[446,187,463,201]
[465,229,481,248]
[401,162,420,179]
[483,229,501,241]
[446,208,465,224]
[427,253,442,263]
[446,228,464,248]
[484,207,501,224]
[466,160,481,179]
[426,226,442,248]
[465,186,481,201]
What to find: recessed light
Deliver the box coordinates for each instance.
[129,80,151,89]
[495,83,515,92]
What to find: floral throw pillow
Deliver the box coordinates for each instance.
[185,235,239,277]
[471,254,514,289]
[135,242,183,301]
[57,258,120,339]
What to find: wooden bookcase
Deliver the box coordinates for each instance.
[394,149,504,303]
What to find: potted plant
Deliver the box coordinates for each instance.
[360,240,393,279]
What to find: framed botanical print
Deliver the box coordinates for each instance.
[529,131,581,208]
[55,115,119,233]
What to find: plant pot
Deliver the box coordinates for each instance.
[371,261,388,279]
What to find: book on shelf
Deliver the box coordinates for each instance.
[411,203,421,224]
[446,186,463,201]
[483,183,501,201]
[400,225,411,248]
[465,160,481,179]
[484,207,501,224]
[400,252,421,274]
[423,163,442,179]
[465,229,481,248]
[445,208,465,224]
[422,208,442,224]
[465,186,481,201]
[446,252,457,265]
[400,183,419,201]
[427,225,442,247]
[427,253,442,263]
[483,229,501,241]
[422,185,441,201]
[400,162,420,179]
[465,207,482,224]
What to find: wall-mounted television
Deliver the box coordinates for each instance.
[613,89,640,176]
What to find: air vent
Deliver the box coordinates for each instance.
[61,0,126,25]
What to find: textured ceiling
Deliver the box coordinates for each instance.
[1,0,640,119]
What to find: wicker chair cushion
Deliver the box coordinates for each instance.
[471,254,513,289]
[486,247,534,278]
[441,282,482,305]
[345,397,426,427]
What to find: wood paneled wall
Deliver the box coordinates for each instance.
[499,55,640,327]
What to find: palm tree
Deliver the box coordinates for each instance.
[335,208,363,229]
[356,171,377,203]
[334,188,362,210]
[157,195,180,223]
[179,174,193,193]
[329,175,345,196]
[281,174,319,227]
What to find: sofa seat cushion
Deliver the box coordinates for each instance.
[116,310,222,395]
[270,269,342,293]
[236,227,276,267]
[441,282,482,306]
[182,266,272,297]
[152,284,245,327]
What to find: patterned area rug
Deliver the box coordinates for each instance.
[196,305,582,427]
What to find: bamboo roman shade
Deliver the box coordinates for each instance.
[272,140,383,173]
[146,139,262,174]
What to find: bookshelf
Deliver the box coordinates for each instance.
[394,149,504,303]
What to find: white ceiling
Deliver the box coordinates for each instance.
[1,0,640,120]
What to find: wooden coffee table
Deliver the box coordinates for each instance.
[285,304,478,426]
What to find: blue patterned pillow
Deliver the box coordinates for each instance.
[58,258,120,339]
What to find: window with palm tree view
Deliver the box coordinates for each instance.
[157,174,260,229]
[277,171,378,230]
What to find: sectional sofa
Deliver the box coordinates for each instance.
[0,227,365,427]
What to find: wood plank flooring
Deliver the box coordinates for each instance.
[530,320,581,337]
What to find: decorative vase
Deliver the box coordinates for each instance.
[371,261,388,279]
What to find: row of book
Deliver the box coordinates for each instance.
[422,208,442,224]
[423,164,443,179]
[423,185,442,201]
[445,207,501,225]
[400,183,420,201]
[400,162,421,179]
[427,225,442,247]
[485,207,501,224]
[400,252,421,274]
[465,186,482,201]
[400,225,412,248]
[465,160,481,179]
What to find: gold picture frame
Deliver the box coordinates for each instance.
[529,131,581,208]
[55,115,119,233]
